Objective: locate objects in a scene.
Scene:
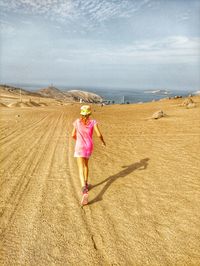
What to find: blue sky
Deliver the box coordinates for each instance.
[0,0,200,90]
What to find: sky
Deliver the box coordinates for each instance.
[0,0,200,90]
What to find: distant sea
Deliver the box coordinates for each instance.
[7,83,192,104]
[85,88,190,104]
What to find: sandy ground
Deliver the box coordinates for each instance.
[0,97,200,265]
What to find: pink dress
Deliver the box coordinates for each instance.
[73,118,97,158]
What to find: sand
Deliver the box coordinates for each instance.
[0,97,200,265]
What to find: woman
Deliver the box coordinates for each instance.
[72,105,106,205]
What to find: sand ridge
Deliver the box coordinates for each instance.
[0,97,200,265]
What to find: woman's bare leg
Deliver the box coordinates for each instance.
[77,157,90,205]
[77,157,85,187]
[77,157,89,188]
[84,158,89,185]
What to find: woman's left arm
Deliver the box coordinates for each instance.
[94,124,106,146]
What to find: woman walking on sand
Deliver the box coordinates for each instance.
[72,105,106,206]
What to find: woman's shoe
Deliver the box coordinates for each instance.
[81,192,88,206]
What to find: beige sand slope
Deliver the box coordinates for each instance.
[0,86,66,108]
[0,103,8,108]
[0,97,200,265]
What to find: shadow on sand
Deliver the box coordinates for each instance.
[88,158,150,205]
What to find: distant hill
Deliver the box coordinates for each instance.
[37,86,74,101]
[37,86,103,103]
[0,84,103,103]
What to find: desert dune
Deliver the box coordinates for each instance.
[0,96,200,265]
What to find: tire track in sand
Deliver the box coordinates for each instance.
[0,114,54,193]
[0,113,53,162]
[0,112,56,196]
[0,112,55,172]
[0,111,68,265]
[0,112,49,143]
[0,112,64,236]
[0,113,52,166]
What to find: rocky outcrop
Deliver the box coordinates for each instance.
[182,98,196,108]
[152,110,166,119]
[67,90,102,103]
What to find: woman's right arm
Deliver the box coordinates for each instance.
[72,127,77,140]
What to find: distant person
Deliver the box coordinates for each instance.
[72,105,106,206]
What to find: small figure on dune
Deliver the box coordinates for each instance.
[72,105,106,206]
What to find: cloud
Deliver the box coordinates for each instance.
[0,0,153,26]
[177,11,190,22]
[0,0,73,16]
[0,0,155,35]
[111,36,200,64]
[52,36,200,65]
[0,20,16,36]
